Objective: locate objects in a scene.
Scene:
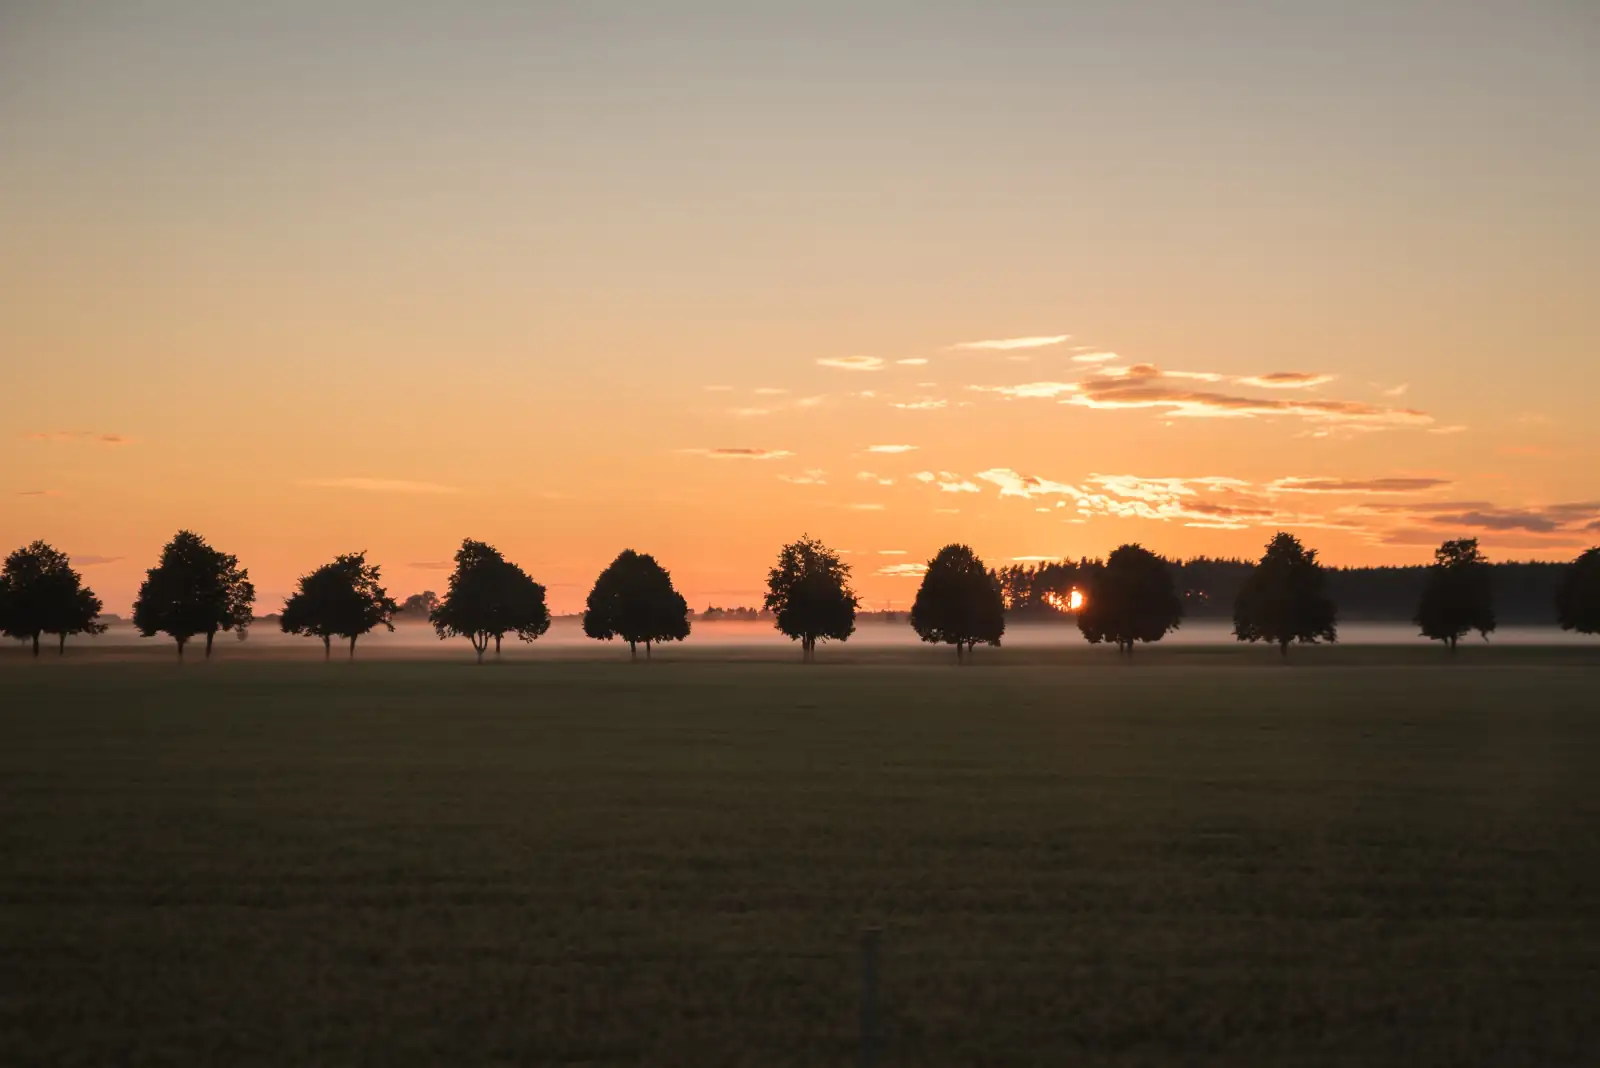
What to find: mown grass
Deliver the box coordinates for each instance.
[1,655,1596,1065]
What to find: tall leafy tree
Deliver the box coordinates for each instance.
[910,544,1005,662]
[1232,532,1338,657]
[582,550,691,660]
[131,530,254,659]
[1414,538,1496,653]
[1077,544,1183,655]
[279,552,399,659]
[1555,547,1600,636]
[764,534,858,662]
[0,542,107,657]
[430,539,551,662]
[398,591,440,619]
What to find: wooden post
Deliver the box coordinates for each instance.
[859,926,882,1068]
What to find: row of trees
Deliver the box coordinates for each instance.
[4,532,1599,660]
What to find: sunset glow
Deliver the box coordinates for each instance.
[2,6,1596,616]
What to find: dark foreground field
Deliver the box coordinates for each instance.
[2,653,1597,1065]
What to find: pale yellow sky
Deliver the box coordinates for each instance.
[3,3,1597,612]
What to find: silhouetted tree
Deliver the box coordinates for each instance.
[582,549,691,660]
[1414,538,1496,653]
[1556,547,1600,636]
[910,544,1005,662]
[0,542,106,657]
[131,531,254,659]
[1077,544,1183,655]
[1232,532,1338,657]
[397,590,440,619]
[280,552,399,659]
[430,539,551,662]
[764,534,858,662]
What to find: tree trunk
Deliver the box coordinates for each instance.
[59,633,67,656]
[32,633,40,658]
[646,640,652,660]
[476,643,485,664]
[323,635,331,660]
[177,637,186,660]
[1280,639,1289,659]
[630,640,637,661]
[349,635,357,660]
[205,630,215,659]
[1449,635,1458,656]
[494,634,502,657]
[956,642,964,664]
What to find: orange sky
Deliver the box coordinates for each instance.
[3,4,1598,613]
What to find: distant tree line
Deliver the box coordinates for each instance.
[1002,555,1573,625]
[3,532,1598,661]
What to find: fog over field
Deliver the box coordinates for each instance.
[64,617,1598,656]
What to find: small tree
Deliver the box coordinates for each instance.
[764,534,858,662]
[582,549,691,660]
[1232,532,1338,657]
[1555,547,1600,636]
[1414,537,1496,654]
[0,542,107,657]
[430,539,551,662]
[131,531,255,659]
[397,591,440,619]
[1077,544,1183,655]
[910,543,1005,662]
[280,552,399,659]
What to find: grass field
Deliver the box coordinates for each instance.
[2,651,1597,1065]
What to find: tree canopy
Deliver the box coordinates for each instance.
[763,535,858,661]
[279,552,399,658]
[582,550,691,659]
[131,531,254,658]
[1077,543,1183,655]
[1555,547,1600,636]
[0,541,106,657]
[910,543,1005,661]
[398,591,440,619]
[1414,538,1496,653]
[1232,532,1338,657]
[429,539,551,661]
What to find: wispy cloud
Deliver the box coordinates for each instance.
[867,444,918,454]
[890,398,947,410]
[1268,477,1451,494]
[299,477,460,494]
[795,395,827,408]
[847,502,887,511]
[1428,425,1469,435]
[897,358,929,366]
[778,469,827,485]
[753,387,789,395]
[17,489,64,497]
[877,549,908,555]
[680,448,795,460]
[1069,364,1432,426]
[69,554,123,566]
[25,430,132,446]
[1381,383,1409,397]
[1236,372,1337,389]
[729,407,773,417]
[970,381,1078,399]
[818,356,884,372]
[952,335,1071,351]
[857,472,896,486]
[878,562,929,577]
[1071,352,1120,364]
[408,561,453,570]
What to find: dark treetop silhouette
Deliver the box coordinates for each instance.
[429,539,551,662]
[0,541,106,657]
[764,535,858,662]
[397,590,441,619]
[910,543,1006,662]
[132,530,255,659]
[1414,538,1497,653]
[1556,547,1600,635]
[279,552,399,659]
[1232,532,1338,657]
[1077,543,1184,655]
[582,550,691,660]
